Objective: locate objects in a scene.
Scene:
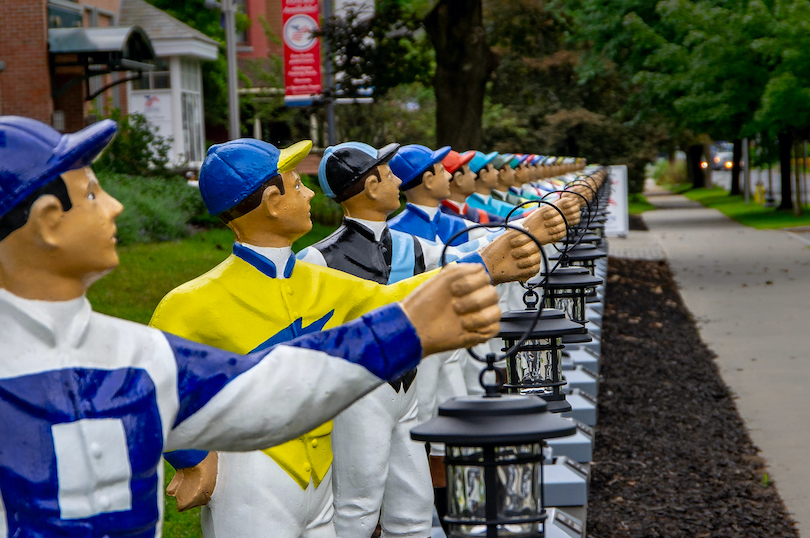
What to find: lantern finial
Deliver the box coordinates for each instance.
[480,353,504,398]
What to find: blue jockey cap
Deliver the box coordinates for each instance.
[468,151,498,174]
[389,144,452,190]
[0,116,117,219]
[199,138,311,216]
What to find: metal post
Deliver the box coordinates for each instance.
[224,0,240,140]
[743,138,750,204]
[322,0,336,146]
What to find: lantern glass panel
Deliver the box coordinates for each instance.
[508,338,562,390]
[446,444,545,537]
[547,288,586,324]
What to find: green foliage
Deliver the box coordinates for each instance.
[95,111,173,176]
[481,0,663,194]
[318,0,436,99]
[628,193,656,214]
[334,83,436,146]
[96,171,211,245]
[566,0,810,144]
[649,158,688,187]
[683,187,810,228]
[300,174,344,227]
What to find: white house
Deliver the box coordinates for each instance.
[120,0,218,168]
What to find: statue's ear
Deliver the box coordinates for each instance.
[421,167,436,190]
[260,184,284,218]
[27,195,65,249]
[363,169,382,199]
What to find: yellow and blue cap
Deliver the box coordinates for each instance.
[199,138,311,216]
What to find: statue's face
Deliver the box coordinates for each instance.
[273,170,315,240]
[429,163,452,200]
[373,163,403,214]
[528,164,539,181]
[478,163,499,189]
[515,163,531,184]
[453,164,476,195]
[498,164,516,187]
[55,167,124,282]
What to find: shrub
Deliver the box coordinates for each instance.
[650,158,687,187]
[301,173,344,227]
[95,110,174,177]
[97,171,209,245]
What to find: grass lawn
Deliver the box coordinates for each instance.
[682,187,810,229]
[628,193,656,215]
[87,221,337,538]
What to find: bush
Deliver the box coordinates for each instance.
[97,171,209,245]
[301,174,343,227]
[95,111,174,177]
[649,158,687,187]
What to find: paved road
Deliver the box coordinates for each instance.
[612,189,810,534]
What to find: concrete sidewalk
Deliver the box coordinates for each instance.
[611,192,810,534]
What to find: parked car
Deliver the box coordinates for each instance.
[714,151,734,170]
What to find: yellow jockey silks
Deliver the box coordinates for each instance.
[151,249,434,489]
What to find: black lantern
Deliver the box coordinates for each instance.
[498,303,585,413]
[540,270,603,346]
[411,394,576,537]
[549,244,606,276]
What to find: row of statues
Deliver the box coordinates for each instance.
[0,115,599,538]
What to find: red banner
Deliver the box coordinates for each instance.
[282,0,322,106]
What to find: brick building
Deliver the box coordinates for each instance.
[0,0,217,168]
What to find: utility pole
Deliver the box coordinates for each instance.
[204,0,240,140]
[322,0,336,146]
[223,0,240,140]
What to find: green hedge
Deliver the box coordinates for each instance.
[97,171,209,245]
[97,171,344,246]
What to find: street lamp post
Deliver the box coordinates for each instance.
[205,0,240,140]
[223,0,240,140]
[322,0,336,146]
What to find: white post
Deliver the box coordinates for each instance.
[310,114,319,149]
[253,117,261,139]
[169,56,184,166]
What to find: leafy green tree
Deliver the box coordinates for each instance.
[481,0,666,193]
[750,0,810,209]
[567,0,773,190]
[318,0,436,99]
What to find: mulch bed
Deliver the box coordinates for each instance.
[628,214,648,231]
[587,257,798,538]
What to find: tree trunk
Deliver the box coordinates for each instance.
[424,0,495,149]
[730,138,742,195]
[778,130,793,210]
[799,140,807,208]
[703,142,713,188]
[793,141,803,216]
[687,144,705,189]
